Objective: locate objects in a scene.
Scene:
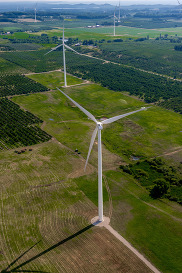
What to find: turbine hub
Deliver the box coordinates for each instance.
[98,123,103,130]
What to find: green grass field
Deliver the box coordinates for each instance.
[12,80,182,162]
[27,71,84,89]
[34,26,182,40]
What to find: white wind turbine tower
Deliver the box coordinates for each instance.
[114,10,116,36]
[57,88,149,222]
[118,1,121,22]
[113,6,119,36]
[45,22,80,87]
[34,2,37,23]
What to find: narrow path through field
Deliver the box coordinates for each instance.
[155,147,182,157]
[72,50,182,82]
[93,216,161,273]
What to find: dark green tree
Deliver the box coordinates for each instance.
[150,178,170,198]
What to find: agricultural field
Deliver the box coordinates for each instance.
[0,140,159,273]
[95,39,182,79]
[0,98,51,150]
[34,26,182,41]
[0,57,29,75]
[0,49,64,73]
[0,11,182,273]
[12,83,182,163]
[0,81,181,272]
[27,70,84,89]
[1,49,181,104]
[0,74,48,97]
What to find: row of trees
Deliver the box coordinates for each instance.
[158,97,182,114]
[0,74,48,97]
[174,45,182,51]
[7,34,59,44]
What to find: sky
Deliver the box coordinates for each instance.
[0,0,179,4]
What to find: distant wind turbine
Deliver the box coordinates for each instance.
[118,1,121,22]
[34,7,37,23]
[45,22,80,87]
[34,2,38,23]
[113,6,119,36]
[177,0,182,13]
[57,88,149,222]
[114,11,116,36]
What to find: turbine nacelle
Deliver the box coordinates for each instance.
[97,123,103,130]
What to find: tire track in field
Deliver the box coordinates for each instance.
[108,176,182,223]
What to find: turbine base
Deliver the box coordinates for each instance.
[91,216,110,227]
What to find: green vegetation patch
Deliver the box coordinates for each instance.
[102,106,182,160]
[27,71,83,89]
[120,158,182,203]
[158,96,182,114]
[97,39,182,79]
[0,98,51,150]
[0,57,28,75]
[11,85,145,160]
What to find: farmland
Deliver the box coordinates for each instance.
[0,98,51,150]
[93,39,182,79]
[1,49,181,104]
[0,82,181,272]
[33,26,182,41]
[0,6,182,273]
[0,74,48,97]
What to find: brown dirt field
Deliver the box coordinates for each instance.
[17,19,41,23]
[3,199,153,273]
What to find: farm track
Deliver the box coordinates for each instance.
[155,146,182,157]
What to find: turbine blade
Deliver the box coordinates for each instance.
[102,107,149,125]
[84,126,98,171]
[57,88,97,123]
[64,44,81,55]
[44,44,63,55]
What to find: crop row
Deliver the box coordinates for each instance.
[0,98,51,149]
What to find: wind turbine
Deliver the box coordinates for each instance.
[34,2,38,23]
[45,22,80,87]
[177,0,182,13]
[118,1,121,22]
[57,88,149,222]
[113,6,119,36]
[114,11,116,36]
[34,7,37,23]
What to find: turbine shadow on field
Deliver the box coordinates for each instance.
[2,224,93,272]
[1,241,41,273]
